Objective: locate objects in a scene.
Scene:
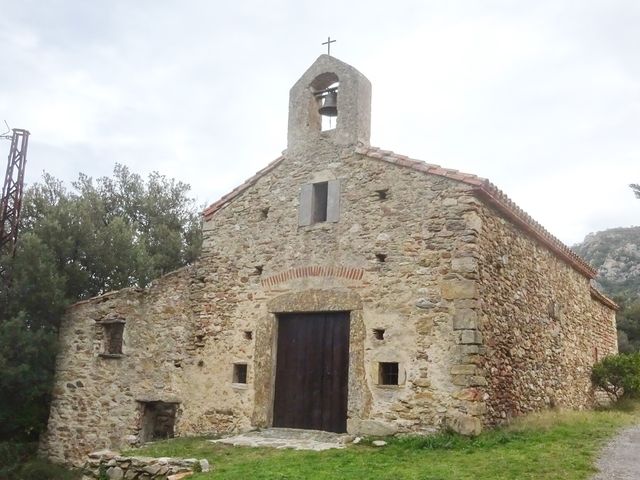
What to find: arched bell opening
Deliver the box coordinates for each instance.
[310,72,339,132]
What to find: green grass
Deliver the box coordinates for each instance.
[125,402,640,480]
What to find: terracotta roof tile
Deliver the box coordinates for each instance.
[590,286,619,310]
[202,155,285,220]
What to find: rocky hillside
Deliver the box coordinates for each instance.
[573,226,640,300]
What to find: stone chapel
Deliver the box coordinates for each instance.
[41,55,618,466]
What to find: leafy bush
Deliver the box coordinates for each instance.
[0,165,202,443]
[0,441,37,478]
[591,353,640,400]
[17,459,80,480]
[0,442,79,479]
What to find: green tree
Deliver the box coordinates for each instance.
[591,353,640,401]
[0,316,58,440]
[616,299,640,353]
[631,183,640,199]
[0,164,202,441]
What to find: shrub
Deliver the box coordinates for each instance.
[0,442,79,480]
[18,459,80,480]
[591,353,640,400]
[0,442,37,478]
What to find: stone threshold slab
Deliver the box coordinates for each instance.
[210,428,352,451]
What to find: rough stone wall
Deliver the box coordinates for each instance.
[475,205,618,424]
[192,141,488,437]
[41,268,199,465]
[83,449,209,479]
[42,142,490,466]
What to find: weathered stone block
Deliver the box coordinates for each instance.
[464,212,482,232]
[459,330,483,345]
[450,364,478,375]
[143,464,163,475]
[465,402,487,416]
[415,298,437,309]
[106,466,124,480]
[446,412,482,436]
[412,378,430,388]
[453,309,477,330]
[451,257,477,273]
[441,280,478,300]
[452,374,487,387]
[452,388,482,401]
[348,418,398,436]
[199,459,210,473]
[416,318,434,334]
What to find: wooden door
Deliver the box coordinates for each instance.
[273,312,350,433]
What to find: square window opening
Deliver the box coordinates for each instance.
[373,328,385,340]
[375,188,389,201]
[233,363,248,384]
[378,362,399,385]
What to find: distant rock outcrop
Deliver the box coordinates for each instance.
[574,226,640,299]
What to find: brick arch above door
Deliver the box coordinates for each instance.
[261,266,365,289]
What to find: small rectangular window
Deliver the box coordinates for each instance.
[298,180,341,226]
[233,363,248,384]
[102,321,124,355]
[378,362,399,385]
[312,181,329,223]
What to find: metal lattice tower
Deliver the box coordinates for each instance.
[0,128,30,281]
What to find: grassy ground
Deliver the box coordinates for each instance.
[126,402,640,480]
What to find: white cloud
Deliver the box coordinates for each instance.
[0,0,638,245]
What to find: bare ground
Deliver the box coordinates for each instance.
[592,425,640,480]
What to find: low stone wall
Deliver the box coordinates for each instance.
[82,450,210,480]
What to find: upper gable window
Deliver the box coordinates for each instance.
[312,181,328,222]
[298,179,341,226]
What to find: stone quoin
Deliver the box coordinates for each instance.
[40,55,618,466]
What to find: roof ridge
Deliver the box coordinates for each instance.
[203,155,285,220]
[590,286,619,310]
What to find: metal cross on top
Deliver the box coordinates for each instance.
[322,36,336,56]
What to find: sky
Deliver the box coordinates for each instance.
[0,0,638,245]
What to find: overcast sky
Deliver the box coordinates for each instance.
[1,0,638,245]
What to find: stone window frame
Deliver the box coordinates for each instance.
[298,179,341,226]
[98,318,126,358]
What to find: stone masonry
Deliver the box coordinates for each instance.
[41,55,617,466]
[82,450,210,480]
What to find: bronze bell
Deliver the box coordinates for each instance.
[318,90,338,117]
